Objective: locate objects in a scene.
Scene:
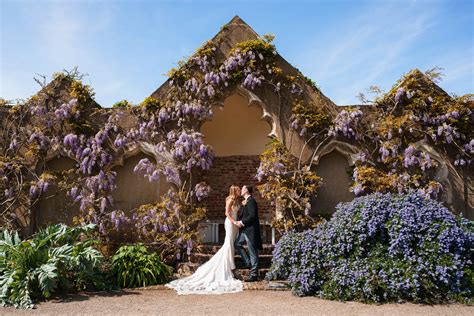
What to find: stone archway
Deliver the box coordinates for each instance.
[36,157,78,228]
[416,140,473,219]
[199,92,274,242]
[310,149,355,216]
[200,93,274,156]
[111,152,171,213]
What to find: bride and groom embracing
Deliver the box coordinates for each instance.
[166,184,263,295]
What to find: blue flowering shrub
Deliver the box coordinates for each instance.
[266,192,473,303]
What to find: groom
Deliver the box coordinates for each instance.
[234,184,263,282]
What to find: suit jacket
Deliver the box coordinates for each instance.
[238,195,263,250]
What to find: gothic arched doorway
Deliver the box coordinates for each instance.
[35,157,78,228]
[199,92,274,242]
[310,150,355,217]
[111,152,171,213]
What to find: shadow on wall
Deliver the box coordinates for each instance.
[445,164,474,220]
[34,153,172,231]
[200,93,271,157]
[36,157,79,228]
[199,93,273,220]
[111,152,171,214]
[310,150,355,216]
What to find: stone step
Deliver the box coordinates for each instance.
[233,268,270,280]
[173,262,271,281]
[147,280,290,291]
[243,280,291,291]
[144,280,290,291]
[189,253,273,268]
[196,243,275,256]
[174,262,201,278]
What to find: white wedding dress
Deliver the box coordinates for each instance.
[165,203,243,295]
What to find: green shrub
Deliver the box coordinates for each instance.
[111,244,172,288]
[0,223,109,309]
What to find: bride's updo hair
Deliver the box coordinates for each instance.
[226,185,240,207]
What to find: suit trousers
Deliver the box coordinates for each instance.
[234,231,258,278]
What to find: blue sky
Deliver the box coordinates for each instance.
[1,0,472,106]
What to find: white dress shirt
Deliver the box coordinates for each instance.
[238,195,251,227]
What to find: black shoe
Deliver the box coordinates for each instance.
[246,276,258,282]
[239,262,250,269]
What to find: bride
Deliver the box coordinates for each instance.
[165,185,244,295]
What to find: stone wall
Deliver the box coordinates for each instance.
[35,157,79,228]
[111,152,171,213]
[197,92,274,221]
[310,150,355,216]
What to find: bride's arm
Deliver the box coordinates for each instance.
[225,198,237,224]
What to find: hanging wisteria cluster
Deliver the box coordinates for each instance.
[286,68,473,202]
[327,108,363,139]
[61,108,131,228]
[0,72,129,230]
[1,33,316,262]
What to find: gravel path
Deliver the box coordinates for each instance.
[1,289,472,316]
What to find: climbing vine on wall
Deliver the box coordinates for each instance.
[0,34,323,259]
[256,138,323,233]
[1,33,472,254]
[256,68,472,234]
[289,68,473,201]
[0,70,128,235]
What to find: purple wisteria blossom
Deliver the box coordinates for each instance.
[54,98,79,120]
[328,109,363,139]
[394,87,405,104]
[194,182,211,201]
[243,73,263,90]
[29,178,50,199]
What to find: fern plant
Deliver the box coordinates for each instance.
[111,244,172,288]
[0,223,108,309]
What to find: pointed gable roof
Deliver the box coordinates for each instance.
[27,74,101,110]
[388,68,451,100]
[150,15,338,116]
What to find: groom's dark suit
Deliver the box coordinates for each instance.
[234,195,263,279]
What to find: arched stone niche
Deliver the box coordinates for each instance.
[36,157,78,228]
[200,92,273,157]
[310,150,355,216]
[309,140,360,216]
[111,152,171,213]
[416,140,473,219]
[198,91,274,220]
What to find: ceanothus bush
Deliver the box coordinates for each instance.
[266,191,473,303]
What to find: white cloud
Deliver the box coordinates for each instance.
[0,2,117,103]
[292,1,441,105]
[35,2,113,66]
